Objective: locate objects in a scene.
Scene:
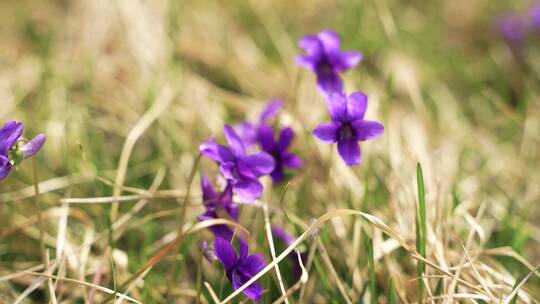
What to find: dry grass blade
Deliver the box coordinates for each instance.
[113,218,249,295]
[204,281,220,304]
[110,85,174,222]
[503,263,540,304]
[271,249,308,304]
[262,204,289,304]
[220,209,407,304]
[19,271,142,304]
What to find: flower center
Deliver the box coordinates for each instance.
[338,123,356,141]
[316,59,333,76]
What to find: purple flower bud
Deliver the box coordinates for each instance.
[200,240,215,262]
[0,121,45,181]
[20,134,46,159]
[197,175,239,241]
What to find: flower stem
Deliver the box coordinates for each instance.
[32,157,51,302]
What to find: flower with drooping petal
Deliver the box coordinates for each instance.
[213,237,266,302]
[257,125,302,183]
[271,225,305,280]
[197,175,239,241]
[0,121,46,180]
[199,125,275,203]
[235,99,283,148]
[312,92,384,166]
[296,30,363,94]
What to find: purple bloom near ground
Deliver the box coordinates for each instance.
[199,125,275,202]
[296,30,363,94]
[235,99,283,148]
[0,121,46,180]
[257,125,301,183]
[312,92,384,166]
[213,237,266,302]
[197,176,239,241]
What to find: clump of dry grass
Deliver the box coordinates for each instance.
[0,0,539,303]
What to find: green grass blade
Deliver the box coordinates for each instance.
[368,237,377,304]
[434,278,443,297]
[388,277,398,304]
[416,163,427,304]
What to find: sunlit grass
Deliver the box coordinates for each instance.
[0,0,539,303]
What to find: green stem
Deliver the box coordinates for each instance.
[32,158,50,302]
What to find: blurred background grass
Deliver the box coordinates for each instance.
[0,0,539,303]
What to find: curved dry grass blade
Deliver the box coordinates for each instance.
[204,281,220,304]
[219,209,405,304]
[110,85,174,222]
[503,263,540,304]
[271,249,308,304]
[19,271,142,304]
[262,204,289,304]
[113,218,249,296]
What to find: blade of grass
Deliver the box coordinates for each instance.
[367,237,377,304]
[416,163,426,304]
[388,277,398,304]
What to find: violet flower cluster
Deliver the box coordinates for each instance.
[198,29,382,302]
[0,121,46,180]
[296,30,384,166]
[198,99,301,301]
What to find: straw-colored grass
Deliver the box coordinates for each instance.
[0,0,539,303]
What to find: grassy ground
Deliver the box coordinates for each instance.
[0,0,539,303]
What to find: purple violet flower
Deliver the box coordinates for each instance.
[532,5,540,31]
[312,92,384,166]
[197,176,239,241]
[235,99,283,148]
[497,14,528,46]
[0,121,46,180]
[296,30,363,94]
[199,125,275,203]
[257,125,302,183]
[213,237,266,302]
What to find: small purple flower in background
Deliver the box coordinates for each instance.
[199,125,275,203]
[0,121,46,180]
[214,237,266,302]
[296,30,363,94]
[312,92,384,166]
[257,125,302,183]
[235,99,283,148]
[532,5,540,31]
[197,176,239,241]
[497,14,528,46]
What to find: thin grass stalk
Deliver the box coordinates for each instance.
[32,157,52,303]
[416,163,427,304]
